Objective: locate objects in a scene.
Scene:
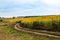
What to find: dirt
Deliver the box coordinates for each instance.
[0,25,21,40]
[14,23,60,38]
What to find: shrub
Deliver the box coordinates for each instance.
[18,20,60,32]
[0,19,3,22]
[42,21,52,31]
[57,21,60,31]
[32,21,44,30]
[51,21,60,31]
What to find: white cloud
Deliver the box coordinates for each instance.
[40,0,60,5]
[1,0,60,5]
[0,0,60,17]
[6,0,39,4]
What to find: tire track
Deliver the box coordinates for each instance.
[13,23,60,38]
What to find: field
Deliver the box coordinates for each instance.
[0,22,60,40]
[0,15,60,40]
[7,15,60,23]
[6,15,60,31]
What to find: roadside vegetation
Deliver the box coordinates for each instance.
[19,20,60,32]
[0,23,60,40]
[0,15,60,40]
[7,15,60,32]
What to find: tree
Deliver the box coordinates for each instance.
[0,19,3,22]
[12,17,15,19]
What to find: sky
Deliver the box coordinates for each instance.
[0,0,60,17]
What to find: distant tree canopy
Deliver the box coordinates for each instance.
[12,17,15,19]
[0,18,3,22]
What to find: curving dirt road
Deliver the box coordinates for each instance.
[13,23,60,38]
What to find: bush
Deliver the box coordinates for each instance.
[57,21,60,31]
[51,21,58,31]
[42,21,52,31]
[20,21,44,30]
[18,20,60,32]
[0,19,3,22]
[51,21,60,31]
[32,21,44,30]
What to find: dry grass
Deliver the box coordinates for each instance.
[0,22,60,40]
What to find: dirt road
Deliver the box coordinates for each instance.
[14,23,60,38]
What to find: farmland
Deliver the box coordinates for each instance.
[7,15,60,23]
[0,15,60,40]
[6,15,60,31]
[0,22,60,40]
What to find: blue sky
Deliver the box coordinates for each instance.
[0,0,60,17]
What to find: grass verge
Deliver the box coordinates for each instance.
[3,25,60,40]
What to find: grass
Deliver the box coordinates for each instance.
[3,24,60,40]
[0,15,60,40]
[5,15,60,31]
